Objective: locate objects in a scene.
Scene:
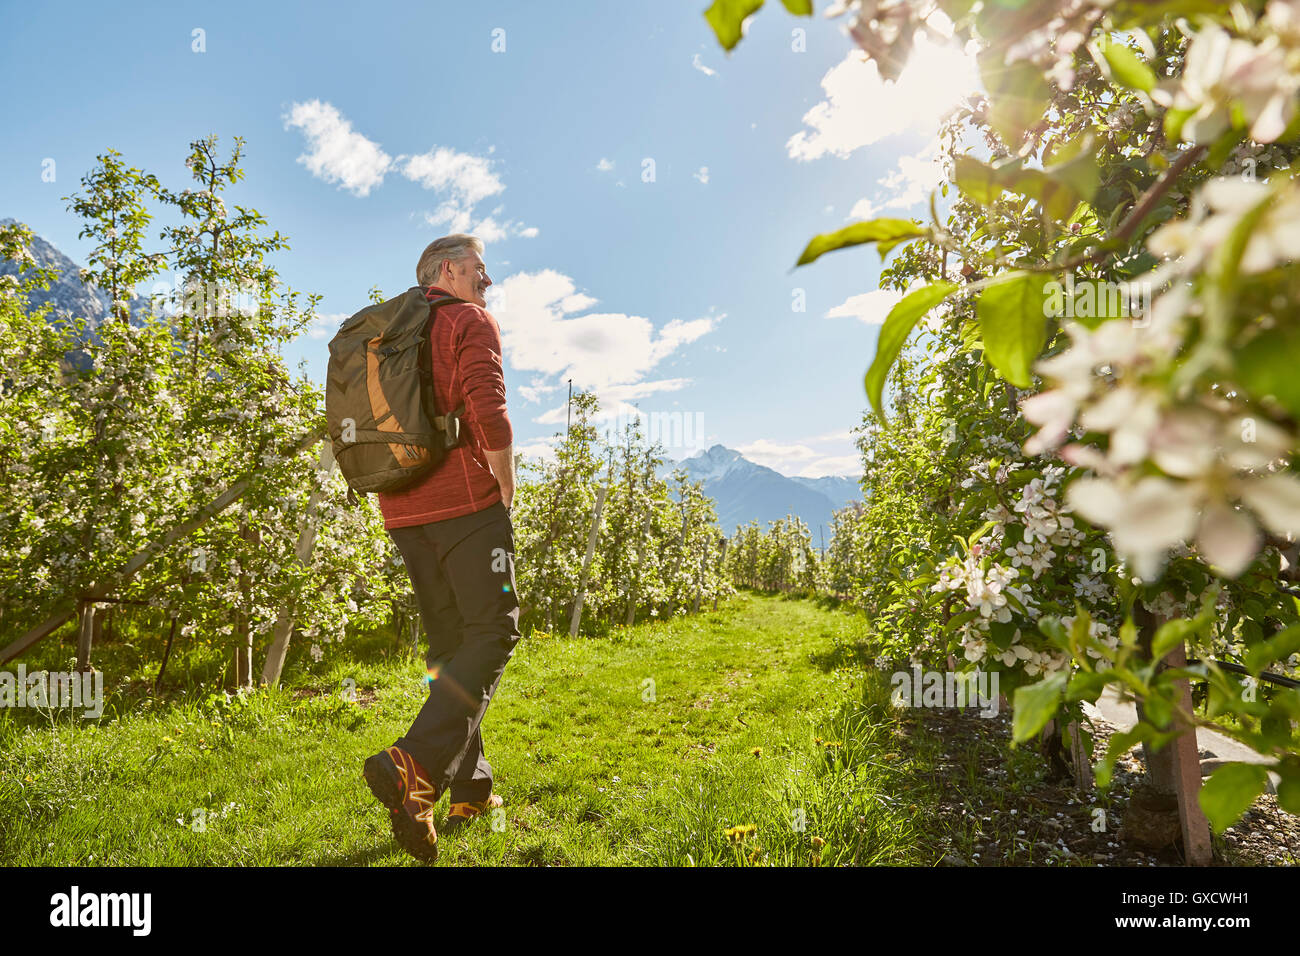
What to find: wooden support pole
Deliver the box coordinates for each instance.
[668,509,689,617]
[713,537,728,611]
[1068,721,1093,790]
[233,520,256,690]
[626,509,651,626]
[1134,602,1212,864]
[693,538,709,614]
[75,601,95,673]
[260,442,335,688]
[1165,640,1213,864]
[569,485,609,637]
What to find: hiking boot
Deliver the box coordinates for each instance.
[363,746,440,862]
[442,793,503,835]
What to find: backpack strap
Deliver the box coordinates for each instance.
[421,293,470,449]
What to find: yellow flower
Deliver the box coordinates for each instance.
[750,747,762,757]
[724,823,757,843]
[811,836,825,848]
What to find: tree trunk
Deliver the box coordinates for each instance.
[569,485,609,637]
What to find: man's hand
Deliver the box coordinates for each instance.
[485,444,515,510]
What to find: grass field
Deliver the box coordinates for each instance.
[0,592,944,866]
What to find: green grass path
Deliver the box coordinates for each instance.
[0,593,933,866]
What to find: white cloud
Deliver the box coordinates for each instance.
[738,439,819,465]
[596,157,614,172]
[301,311,349,339]
[463,207,538,243]
[539,379,692,426]
[561,292,597,312]
[786,37,978,161]
[283,100,392,196]
[849,197,878,219]
[825,288,903,325]
[284,102,534,238]
[401,147,504,205]
[404,147,524,237]
[796,455,863,478]
[516,436,560,463]
[876,138,945,210]
[694,166,710,184]
[473,216,509,242]
[807,428,854,443]
[486,269,716,424]
[691,53,717,77]
[737,433,861,478]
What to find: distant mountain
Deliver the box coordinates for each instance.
[791,474,861,511]
[0,218,150,336]
[663,444,862,540]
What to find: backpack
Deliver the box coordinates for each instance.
[325,287,466,494]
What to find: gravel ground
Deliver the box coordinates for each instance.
[905,705,1299,867]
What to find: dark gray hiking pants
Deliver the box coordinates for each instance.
[388,501,520,802]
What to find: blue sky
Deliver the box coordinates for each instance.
[0,0,980,476]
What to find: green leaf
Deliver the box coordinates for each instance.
[778,0,812,13]
[1141,688,1173,728]
[1065,669,1110,703]
[1097,39,1156,92]
[1039,615,1068,646]
[958,139,1098,223]
[1198,762,1271,834]
[1151,616,1195,661]
[705,0,765,51]
[1205,127,1247,172]
[1244,624,1300,677]
[944,608,981,633]
[967,519,997,549]
[1164,106,1197,143]
[954,155,1006,206]
[1012,670,1069,743]
[979,52,1051,147]
[1040,133,1100,209]
[1277,760,1300,813]
[975,272,1051,387]
[1238,324,1300,418]
[864,281,958,419]
[1096,723,1159,788]
[796,219,928,267]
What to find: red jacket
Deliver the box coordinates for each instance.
[377,285,513,528]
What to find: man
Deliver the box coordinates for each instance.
[362,234,520,863]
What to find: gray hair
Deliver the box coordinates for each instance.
[416,234,483,288]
